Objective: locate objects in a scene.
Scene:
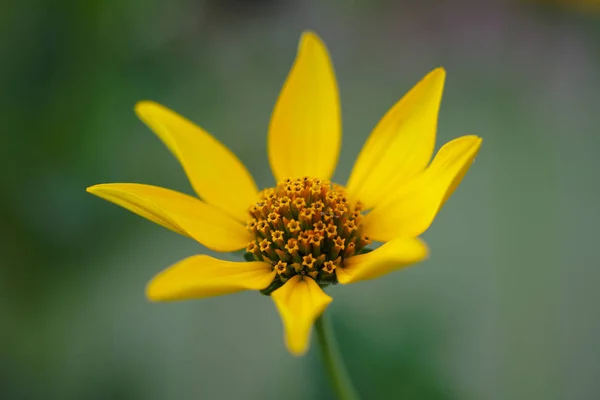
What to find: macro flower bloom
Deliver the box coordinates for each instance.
[87,32,481,356]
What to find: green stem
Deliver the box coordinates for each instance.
[315,313,361,400]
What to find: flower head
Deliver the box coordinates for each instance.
[87,31,481,356]
[246,178,368,292]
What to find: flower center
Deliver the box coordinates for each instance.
[245,177,370,295]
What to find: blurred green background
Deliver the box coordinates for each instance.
[2,0,600,399]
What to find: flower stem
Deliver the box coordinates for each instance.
[315,313,361,400]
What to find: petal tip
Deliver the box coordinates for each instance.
[86,183,119,196]
[440,135,483,154]
[429,67,446,85]
[287,342,309,357]
[86,185,97,194]
[145,279,163,302]
[298,31,328,56]
[86,184,111,196]
[460,135,483,151]
[300,30,322,44]
[134,101,165,121]
[145,269,180,302]
[135,100,157,111]
[433,66,446,75]
[415,238,430,261]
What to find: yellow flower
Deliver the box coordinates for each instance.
[87,32,481,356]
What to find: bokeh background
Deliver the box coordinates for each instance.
[2,0,600,399]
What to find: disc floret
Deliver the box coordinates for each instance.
[245,177,371,294]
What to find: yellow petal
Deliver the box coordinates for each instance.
[147,255,275,301]
[135,101,258,222]
[268,31,341,182]
[337,238,429,284]
[271,275,332,356]
[87,183,251,252]
[346,68,446,209]
[363,135,482,241]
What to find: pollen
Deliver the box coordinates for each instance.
[244,177,370,294]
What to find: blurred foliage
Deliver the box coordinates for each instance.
[2,0,600,399]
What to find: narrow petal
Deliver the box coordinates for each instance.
[337,238,429,284]
[135,101,258,222]
[268,31,341,182]
[87,183,251,252]
[346,68,446,209]
[363,135,482,241]
[147,255,275,301]
[271,275,332,356]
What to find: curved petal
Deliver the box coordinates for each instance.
[346,68,446,209]
[87,183,251,252]
[135,101,258,222]
[147,255,275,301]
[337,238,429,284]
[268,31,341,182]
[363,135,482,241]
[271,275,332,356]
